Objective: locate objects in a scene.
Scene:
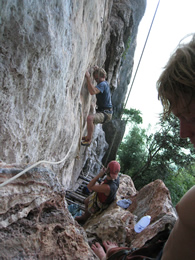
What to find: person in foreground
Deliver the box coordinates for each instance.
[75,161,120,224]
[156,34,195,260]
[91,35,195,260]
[81,66,113,146]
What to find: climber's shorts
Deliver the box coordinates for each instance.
[93,111,112,124]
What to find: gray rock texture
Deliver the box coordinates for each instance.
[0,0,146,186]
[0,0,147,258]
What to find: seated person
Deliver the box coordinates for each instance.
[75,161,120,224]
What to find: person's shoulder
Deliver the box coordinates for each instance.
[98,81,106,86]
[104,80,110,86]
[176,186,195,228]
[96,81,107,91]
[99,80,110,86]
[177,186,195,208]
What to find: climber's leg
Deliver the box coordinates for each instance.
[81,112,105,146]
[75,210,91,224]
[75,197,91,224]
[81,114,95,146]
[86,114,94,141]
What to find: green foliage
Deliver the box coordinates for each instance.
[117,112,195,203]
[122,108,143,124]
[117,126,147,175]
[164,167,195,205]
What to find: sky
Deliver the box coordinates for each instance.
[126,0,195,132]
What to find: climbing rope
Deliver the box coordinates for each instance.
[0,131,77,187]
[124,0,161,109]
[103,127,118,166]
[101,1,161,165]
[90,148,105,168]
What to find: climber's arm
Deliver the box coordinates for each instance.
[87,167,110,195]
[85,71,100,95]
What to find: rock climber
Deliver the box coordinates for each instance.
[81,66,113,146]
[91,34,195,260]
[75,160,120,224]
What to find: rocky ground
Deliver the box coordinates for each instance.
[0,163,177,259]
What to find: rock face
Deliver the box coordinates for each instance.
[0,163,98,259]
[103,0,147,164]
[0,0,146,186]
[0,164,177,259]
[0,0,160,259]
[0,0,111,188]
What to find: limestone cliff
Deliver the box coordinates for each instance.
[0,0,146,187]
[0,0,149,259]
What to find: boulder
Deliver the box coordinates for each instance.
[0,163,98,259]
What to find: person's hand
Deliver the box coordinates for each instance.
[93,65,99,70]
[98,167,106,177]
[85,71,90,78]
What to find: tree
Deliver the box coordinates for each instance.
[122,108,143,124]
[164,166,195,205]
[133,115,194,185]
[118,108,146,175]
[117,126,147,176]
[118,113,195,199]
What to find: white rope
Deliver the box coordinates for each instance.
[0,131,77,187]
[124,0,161,108]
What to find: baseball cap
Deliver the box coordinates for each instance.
[108,161,120,174]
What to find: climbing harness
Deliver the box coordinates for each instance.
[102,111,109,123]
[96,107,112,124]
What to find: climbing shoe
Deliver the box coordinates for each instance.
[81,139,91,146]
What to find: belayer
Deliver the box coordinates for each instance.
[75,161,120,224]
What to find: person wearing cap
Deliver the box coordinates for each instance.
[75,161,120,224]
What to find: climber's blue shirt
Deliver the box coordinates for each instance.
[96,81,112,112]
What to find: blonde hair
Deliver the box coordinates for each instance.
[93,67,107,79]
[157,34,195,116]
